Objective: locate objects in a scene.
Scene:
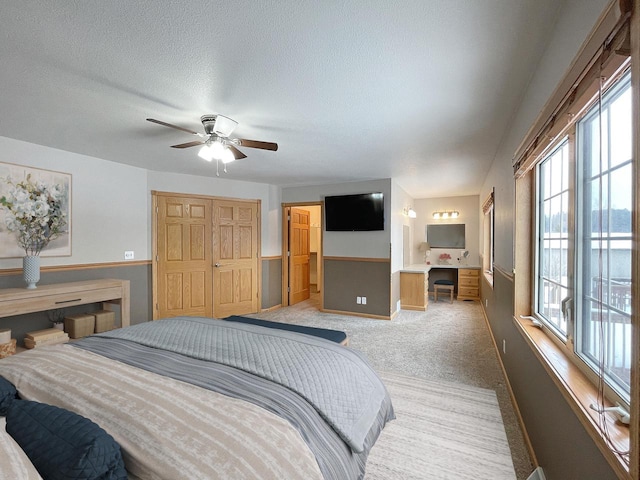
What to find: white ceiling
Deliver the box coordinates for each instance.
[0,1,563,198]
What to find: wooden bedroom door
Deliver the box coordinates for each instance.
[212,199,260,318]
[155,195,213,319]
[288,207,311,305]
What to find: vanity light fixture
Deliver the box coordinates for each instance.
[432,210,459,219]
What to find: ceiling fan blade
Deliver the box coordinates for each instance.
[236,139,278,151]
[146,118,200,136]
[228,145,247,160]
[171,140,205,149]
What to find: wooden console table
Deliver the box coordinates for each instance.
[0,279,130,328]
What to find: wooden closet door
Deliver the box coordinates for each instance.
[156,196,213,319]
[212,199,259,318]
[289,207,310,305]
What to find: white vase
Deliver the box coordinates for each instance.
[23,255,40,289]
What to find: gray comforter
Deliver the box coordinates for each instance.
[93,316,390,454]
[74,336,394,480]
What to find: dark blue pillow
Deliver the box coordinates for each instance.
[6,400,127,480]
[0,376,17,416]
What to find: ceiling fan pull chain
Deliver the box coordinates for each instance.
[216,159,220,177]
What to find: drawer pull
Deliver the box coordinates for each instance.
[55,298,82,304]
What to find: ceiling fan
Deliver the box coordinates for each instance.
[146,114,278,174]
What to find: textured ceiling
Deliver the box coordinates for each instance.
[0,1,563,198]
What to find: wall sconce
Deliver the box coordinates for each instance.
[403,207,417,218]
[432,210,459,219]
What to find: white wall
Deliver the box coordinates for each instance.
[0,136,149,269]
[282,179,391,258]
[480,0,610,271]
[266,184,282,257]
[147,171,281,256]
[390,180,414,271]
[413,195,480,266]
[0,136,283,271]
[306,205,322,252]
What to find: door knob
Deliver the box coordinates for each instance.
[215,263,221,267]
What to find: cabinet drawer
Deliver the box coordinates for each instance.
[458,287,479,297]
[459,269,480,277]
[459,276,479,287]
[0,287,123,317]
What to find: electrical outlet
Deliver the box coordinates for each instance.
[362,297,367,305]
[502,339,506,354]
[124,251,134,260]
[356,296,362,304]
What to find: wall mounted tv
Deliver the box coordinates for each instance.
[426,223,465,248]
[324,192,384,231]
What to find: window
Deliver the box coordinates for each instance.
[536,140,571,337]
[482,190,494,282]
[533,71,632,403]
[575,72,633,399]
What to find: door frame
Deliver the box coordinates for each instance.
[152,190,262,319]
[281,201,323,308]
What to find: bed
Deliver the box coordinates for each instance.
[0,316,394,479]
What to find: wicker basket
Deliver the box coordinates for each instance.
[64,314,95,339]
[93,310,116,333]
[0,339,17,358]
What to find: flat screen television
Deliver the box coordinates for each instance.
[325,192,384,231]
[426,223,465,248]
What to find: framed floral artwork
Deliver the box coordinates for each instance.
[0,162,71,258]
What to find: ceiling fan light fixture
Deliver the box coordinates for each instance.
[210,140,225,160]
[221,147,235,164]
[198,144,214,161]
[147,115,277,170]
[213,115,238,137]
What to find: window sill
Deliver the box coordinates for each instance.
[483,270,494,287]
[513,315,630,479]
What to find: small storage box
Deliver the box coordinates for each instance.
[92,310,116,333]
[64,314,95,339]
[0,339,16,358]
[0,329,11,344]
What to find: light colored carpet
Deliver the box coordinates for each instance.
[366,371,516,479]
[251,293,533,479]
